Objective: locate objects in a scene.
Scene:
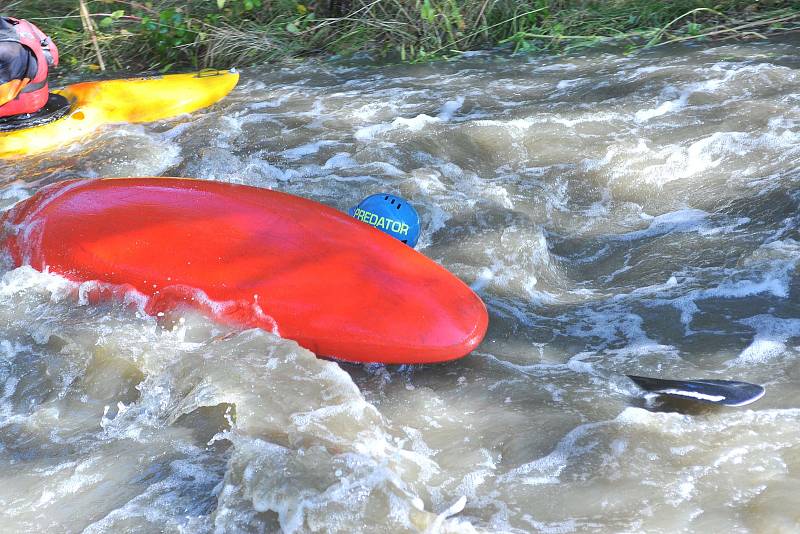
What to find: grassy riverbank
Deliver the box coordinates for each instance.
[9,0,800,72]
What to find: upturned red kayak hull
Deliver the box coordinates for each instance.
[1,178,488,364]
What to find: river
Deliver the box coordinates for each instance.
[0,38,799,532]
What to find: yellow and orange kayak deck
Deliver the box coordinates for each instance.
[0,69,239,158]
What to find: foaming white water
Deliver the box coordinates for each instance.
[2,39,800,532]
[0,267,474,532]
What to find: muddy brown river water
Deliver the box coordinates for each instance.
[1,39,800,532]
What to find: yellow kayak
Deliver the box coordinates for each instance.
[0,69,239,158]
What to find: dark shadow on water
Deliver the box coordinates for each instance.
[630,394,728,416]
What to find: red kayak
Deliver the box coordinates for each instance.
[1,178,488,364]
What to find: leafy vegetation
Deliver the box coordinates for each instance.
[7,0,800,72]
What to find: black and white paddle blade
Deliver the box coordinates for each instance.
[626,375,765,407]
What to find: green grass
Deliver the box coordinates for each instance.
[9,0,800,72]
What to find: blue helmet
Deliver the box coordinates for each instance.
[349,193,421,247]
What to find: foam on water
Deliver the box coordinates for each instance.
[1,38,800,532]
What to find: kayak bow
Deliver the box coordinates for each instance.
[0,69,239,158]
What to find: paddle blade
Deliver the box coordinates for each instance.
[626,375,765,407]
